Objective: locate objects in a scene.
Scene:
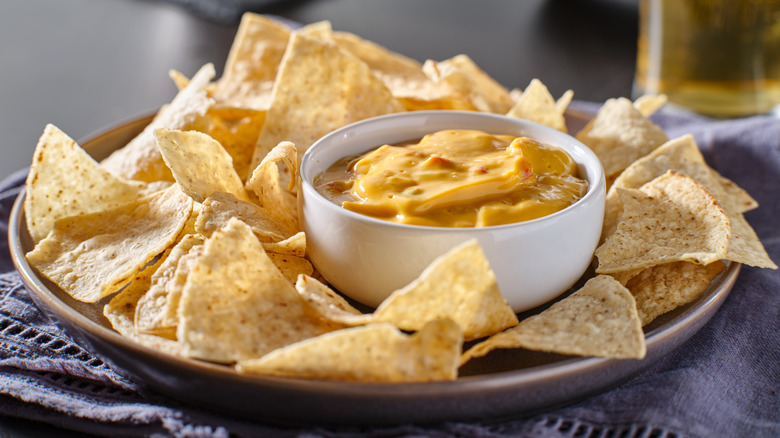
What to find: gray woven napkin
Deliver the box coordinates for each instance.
[1,104,778,437]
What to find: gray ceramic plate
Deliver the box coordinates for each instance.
[8,111,740,427]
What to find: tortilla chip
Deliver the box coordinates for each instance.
[556,89,575,115]
[506,79,572,132]
[177,218,340,363]
[633,94,667,117]
[24,124,145,242]
[26,185,194,302]
[575,97,669,179]
[603,134,759,241]
[261,231,306,257]
[605,136,773,268]
[212,13,291,111]
[236,319,462,382]
[636,168,774,269]
[710,171,759,214]
[202,107,266,182]
[625,261,726,326]
[104,258,162,338]
[251,31,404,168]
[461,275,645,364]
[595,171,731,273]
[168,69,191,92]
[177,201,201,238]
[609,268,644,286]
[245,141,299,235]
[135,234,206,337]
[103,256,183,353]
[155,128,248,203]
[371,239,518,341]
[330,30,456,106]
[721,212,777,269]
[296,19,334,38]
[268,253,314,285]
[195,191,290,243]
[295,274,370,325]
[611,135,757,212]
[423,54,514,114]
[101,63,215,182]
[396,94,477,112]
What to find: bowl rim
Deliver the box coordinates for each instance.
[299,110,606,232]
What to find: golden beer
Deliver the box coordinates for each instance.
[634,0,780,117]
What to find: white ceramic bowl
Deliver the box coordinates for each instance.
[298,111,606,312]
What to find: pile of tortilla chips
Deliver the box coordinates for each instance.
[23,13,775,383]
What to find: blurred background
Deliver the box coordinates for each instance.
[0,0,639,181]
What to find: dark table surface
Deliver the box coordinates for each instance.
[0,0,639,435]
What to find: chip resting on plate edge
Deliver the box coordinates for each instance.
[26,185,193,303]
[460,275,646,365]
[24,124,147,243]
[236,319,463,382]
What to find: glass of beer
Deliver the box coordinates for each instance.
[634,0,780,118]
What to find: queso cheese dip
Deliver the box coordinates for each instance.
[313,129,588,227]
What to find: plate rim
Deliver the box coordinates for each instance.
[6,112,742,425]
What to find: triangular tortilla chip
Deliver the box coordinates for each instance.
[154,128,248,203]
[168,69,193,92]
[101,63,215,182]
[461,275,645,364]
[506,79,572,133]
[295,19,334,38]
[26,185,194,302]
[268,252,314,285]
[135,234,206,337]
[261,231,306,257]
[195,191,291,243]
[611,135,757,212]
[236,319,462,382]
[202,107,267,182]
[103,258,184,355]
[212,13,291,110]
[251,31,404,168]
[371,239,519,341]
[177,218,340,363]
[555,89,575,115]
[295,275,370,326]
[721,211,777,269]
[603,134,759,241]
[245,141,299,235]
[624,261,726,326]
[633,94,667,117]
[24,124,145,242]
[163,74,261,182]
[596,171,731,273]
[423,54,514,114]
[576,97,669,179]
[330,30,456,107]
[607,136,773,269]
[637,168,775,269]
